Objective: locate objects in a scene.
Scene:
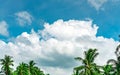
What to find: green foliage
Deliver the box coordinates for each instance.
[101,65,115,75]
[16,62,29,75]
[0,55,14,75]
[73,46,120,75]
[0,56,48,75]
[74,49,101,75]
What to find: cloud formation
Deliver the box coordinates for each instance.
[0,19,118,75]
[88,0,107,10]
[15,11,33,26]
[0,21,9,36]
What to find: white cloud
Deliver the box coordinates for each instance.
[0,21,9,36]
[42,67,72,75]
[0,19,118,75]
[41,20,98,40]
[15,11,33,26]
[88,0,107,10]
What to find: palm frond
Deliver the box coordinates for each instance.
[107,59,117,65]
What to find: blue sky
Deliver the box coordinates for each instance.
[0,0,120,75]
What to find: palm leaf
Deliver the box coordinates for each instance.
[107,59,117,66]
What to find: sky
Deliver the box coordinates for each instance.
[0,0,120,75]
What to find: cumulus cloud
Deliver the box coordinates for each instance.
[88,0,107,10]
[0,21,9,36]
[0,19,118,75]
[41,20,98,40]
[15,11,33,26]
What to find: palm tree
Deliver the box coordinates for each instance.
[74,49,101,75]
[16,62,29,75]
[107,48,120,75]
[28,60,45,75]
[34,66,45,75]
[107,36,120,75]
[28,60,37,75]
[0,55,14,75]
[101,65,115,75]
[107,58,120,75]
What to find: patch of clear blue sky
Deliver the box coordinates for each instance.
[0,0,120,41]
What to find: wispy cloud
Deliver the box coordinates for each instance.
[15,11,33,26]
[0,21,9,36]
[88,0,107,10]
[0,19,118,75]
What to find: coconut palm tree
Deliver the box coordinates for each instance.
[16,62,29,75]
[101,65,115,75]
[107,50,120,74]
[107,36,120,75]
[0,55,14,75]
[74,49,101,75]
[107,58,120,75]
[28,60,37,75]
[34,66,45,75]
[28,60,46,75]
